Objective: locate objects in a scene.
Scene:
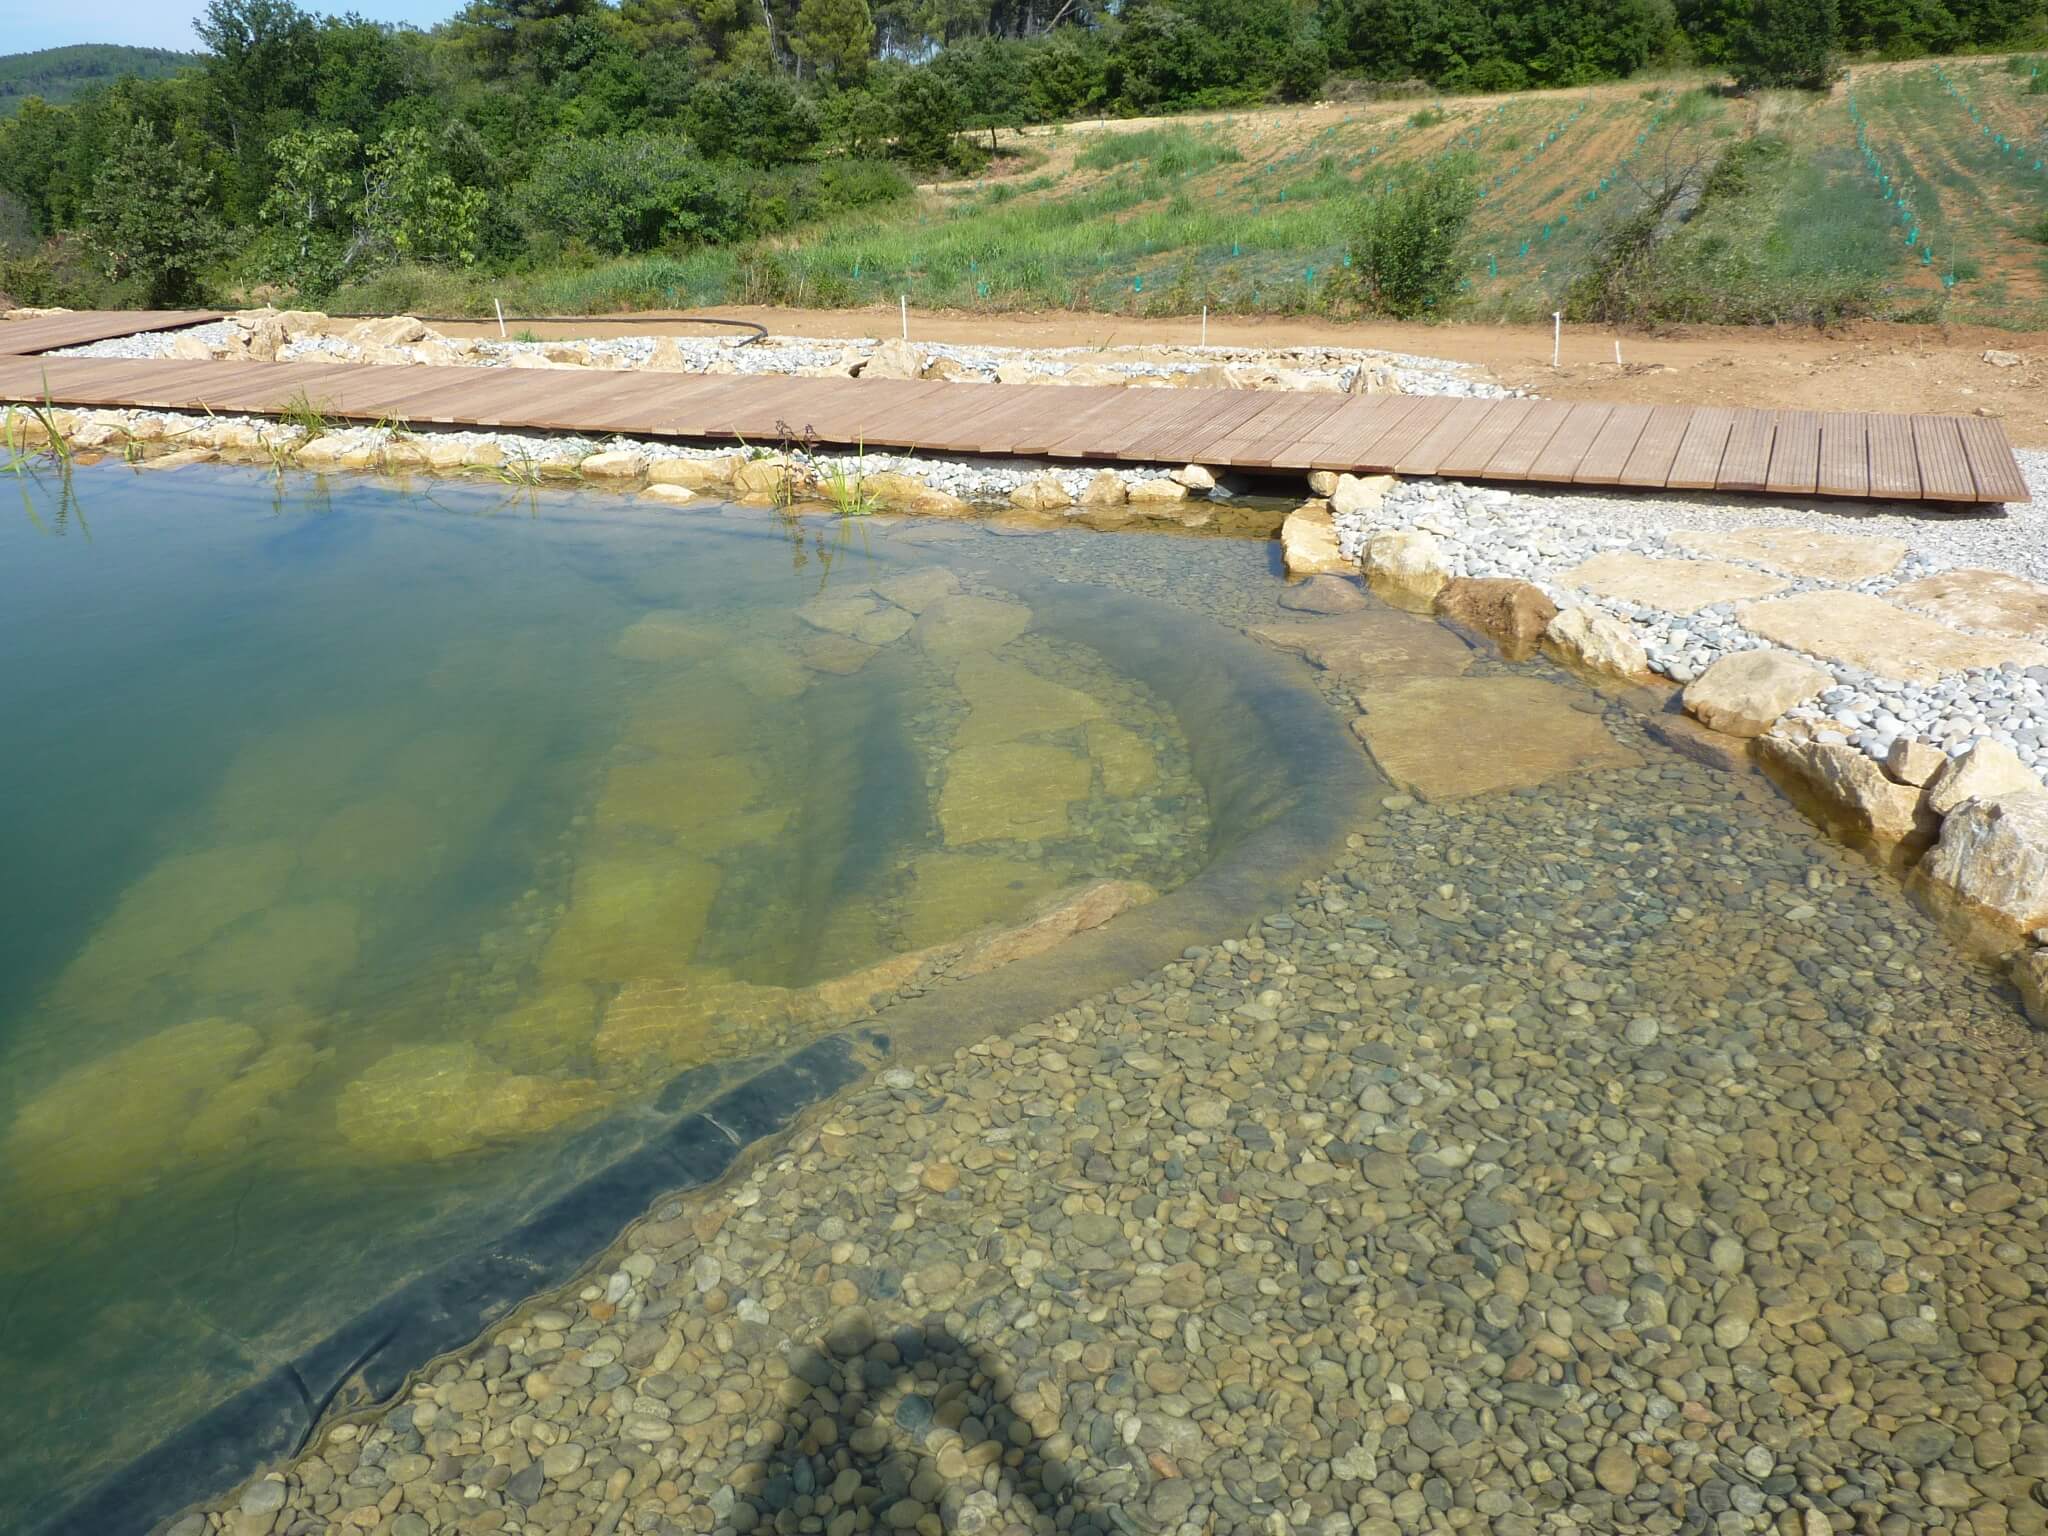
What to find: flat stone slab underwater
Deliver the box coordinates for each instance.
[140,514,2047,1536]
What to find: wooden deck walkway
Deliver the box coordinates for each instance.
[0,309,223,356]
[0,346,2029,505]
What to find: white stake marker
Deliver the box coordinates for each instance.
[1552,312,1562,369]
[494,298,506,339]
[900,295,908,343]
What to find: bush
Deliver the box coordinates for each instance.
[520,134,747,255]
[1735,0,1841,92]
[1346,156,1479,319]
[891,69,966,171]
[686,70,820,166]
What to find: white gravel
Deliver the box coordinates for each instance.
[1331,453,2048,778]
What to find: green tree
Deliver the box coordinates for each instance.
[360,125,489,265]
[258,123,360,292]
[1735,0,1841,90]
[520,131,746,252]
[793,0,876,81]
[890,67,965,168]
[1347,155,1479,319]
[687,68,821,163]
[82,116,224,303]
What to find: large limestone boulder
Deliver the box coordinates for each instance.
[1566,552,1789,611]
[579,448,648,479]
[1278,575,1368,615]
[1670,527,1907,583]
[1889,568,2048,642]
[1885,738,1948,787]
[1433,578,1556,662]
[1362,530,1450,613]
[347,315,430,348]
[733,458,809,498]
[1081,470,1129,507]
[1542,606,1651,683]
[1916,792,2048,951]
[1755,733,1936,853]
[649,456,741,488]
[1735,591,2048,683]
[1351,676,1641,801]
[860,471,972,516]
[858,339,922,380]
[1927,739,2044,816]
[1280,502,1349,577]
[1328,473,1396,518]
[1126,478,1189,502]
[1683,649,1832,738]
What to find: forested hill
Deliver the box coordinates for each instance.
[0,46,200,115]
[0,0,2042,311]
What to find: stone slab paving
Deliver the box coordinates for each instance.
[1735,593,2048,686]
[1888,571,2048,645]
[1666,531,1908,586]
[1559,554,1791,612]
[180,688,2048,1536]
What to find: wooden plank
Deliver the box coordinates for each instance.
[1047,390,1161,458]
[1231,396,1351,470]
[1665,407,1738,490]
[1764,410,1822,497]
[0,309,223,355]
[1200,393,1342,468]
[1956,415,2030,503]
[1573,404,1656,485]
[1347,397,1461,473]
[1816,412,1870,499]
[1617,405,1694,488]
[1912,414,1978,503]
[1868,414,1920,500]
[1148,390,1281,465]
[1095,389,1218,458]
[1257,397,1400,470]
[1433,398,1536,479]
[1006,386,1130,456]
[1527,404,1613,484]
[1479,399,1574,480]
[1397,398,1501,476]
[1715,410,1778,495]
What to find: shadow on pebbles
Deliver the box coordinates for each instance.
[196,689,2046,1536]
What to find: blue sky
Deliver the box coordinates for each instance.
[10,0,463,53]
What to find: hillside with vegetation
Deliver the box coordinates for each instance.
[0,45,198,115]
[0,0,2042,326]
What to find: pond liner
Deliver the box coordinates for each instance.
[33,1033,877,1536]
[40,551,1380,1536]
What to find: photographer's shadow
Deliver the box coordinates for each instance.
[738,1313,1104,1535]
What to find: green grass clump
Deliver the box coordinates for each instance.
[1072,126,1242,178]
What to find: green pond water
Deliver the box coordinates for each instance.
[0,464,1275,1519]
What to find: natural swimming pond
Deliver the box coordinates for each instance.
[0,464,1363,1523]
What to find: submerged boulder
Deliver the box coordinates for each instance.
[1280,502,1349,577]
[953,879,1158,978]
[1755,732,1937,854]
[1361,530,1449,613]
[337,1043,602,1161]
[1433,578,1556,662]
[1542,605,1651,683]
[1916,791,2048,951]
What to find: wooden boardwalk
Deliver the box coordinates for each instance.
[0,309,223,357]
[0,343,2029,505]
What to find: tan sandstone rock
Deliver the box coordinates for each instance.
[1362,530,1450,613]
[1126,477,1189,502]
[347,315,430,348]
[1735,591,2048,683]
[641,484,698,506]
[1433,578,1557,662]
[1916,791,2048,951]
[1329,473,1396,518]
[1080,470,1128,507]
[858,338,922,380]
[1888,568,2048,642]
[1009,476,1073,512]
[1252,608,1473,688]
[1280,503,1348,576]
[953,880,1158,978]
[1756,733,1937,853]
[1885,738,1948,788]
[1683,649,1833,738]
[1670,527,1907,583]
[1352,676,1641,801]
[1928,739,2044,817]
[1566,552,1790,611]
[1542,606,1652,683]
[2014,949,2048,1028]
[579,448,648,478]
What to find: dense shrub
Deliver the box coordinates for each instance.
[1346,155,1479,318]
[520,133,747,254]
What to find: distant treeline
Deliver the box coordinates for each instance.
[0,45,200,115]
[0,0,2042,306]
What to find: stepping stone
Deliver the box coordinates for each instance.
[1249,609,1473,688]
[1888,567,2048,642]
[1736,591,2048,683]
[1669,527,1907,583]
[1351,676,1641,801]
[1563,552,1789,611]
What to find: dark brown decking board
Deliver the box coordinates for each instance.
[0,354,2026,505]
[1818,413,1871,500]
[1573,404,1655,486]
[1764,410,1823,498]
[0,309,223,356]
[1912,415,1978,502]
[1527,404,1613,483]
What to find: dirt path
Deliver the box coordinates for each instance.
[432,307,2048,446]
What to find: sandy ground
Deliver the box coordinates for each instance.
[428,307,2048,446]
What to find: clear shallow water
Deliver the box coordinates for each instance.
[0,465,1253,1516]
